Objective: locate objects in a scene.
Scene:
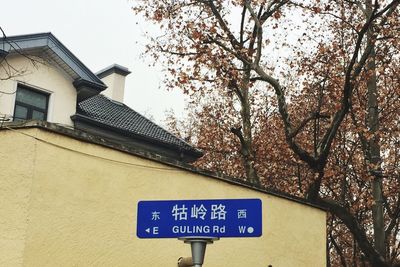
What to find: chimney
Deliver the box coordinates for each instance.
[96,64,131,102]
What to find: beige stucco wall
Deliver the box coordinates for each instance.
[0,56,77,126]
[0,128,326,267]
[100,73,126,102]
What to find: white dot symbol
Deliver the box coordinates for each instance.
[247,227,254,234]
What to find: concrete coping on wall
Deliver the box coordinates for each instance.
[1,120,327,212]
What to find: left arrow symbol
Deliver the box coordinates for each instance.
[145,228,151,233]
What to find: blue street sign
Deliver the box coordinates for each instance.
[136,198,262,238]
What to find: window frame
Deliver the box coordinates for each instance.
[13,84,50,121]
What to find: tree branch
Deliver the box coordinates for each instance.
[316,1,396,166]
[206,0,241,49]
[288,112,330,139]
[315,197,390,267]
[251,65,319,168]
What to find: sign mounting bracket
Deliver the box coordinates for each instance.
[178,236,219,267]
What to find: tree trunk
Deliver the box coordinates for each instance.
[366,0,386,258]
[230,68,260,186]
[240,77,259,185]
[367,45,386,259]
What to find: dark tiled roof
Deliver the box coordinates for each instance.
[76,95,202,156]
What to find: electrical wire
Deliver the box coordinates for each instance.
[3,126,182,172]
[0,90,16,94]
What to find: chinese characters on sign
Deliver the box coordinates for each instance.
[211,204,227,220]
[172,205,188,220]
[137,199,262,238]
[170,204,228,221]
[237,209,247,219]
[191,204,207,220]
[151,211,160,220]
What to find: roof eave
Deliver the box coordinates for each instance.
[0,32,107,97]
[96,64,131,79]
[73,79,107,101]
[71,113,203,159]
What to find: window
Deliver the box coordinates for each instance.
[13,85,49,121]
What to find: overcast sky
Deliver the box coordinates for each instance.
[0,0,186,123]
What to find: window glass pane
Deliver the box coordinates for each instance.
[14,105,28,120]
[32,110,45,120]
[16,87,47,109]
